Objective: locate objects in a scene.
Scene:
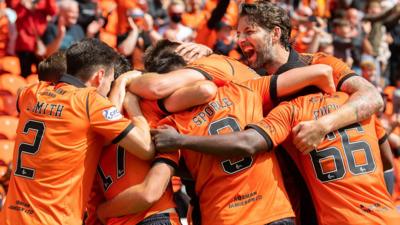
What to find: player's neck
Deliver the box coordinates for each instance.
[264,46,290,75]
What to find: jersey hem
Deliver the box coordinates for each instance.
[111,123,134,144]
[245,124,273,150]
[337,73,358,91]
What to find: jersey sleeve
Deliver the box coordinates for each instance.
[140,99,168,128]
[246,101,297,148]
[152,116,181,169]
[374,115,388,144]
[243,76,273,107]
[312,53,357,91]
[87,90,134,144]
[186,63,229,87]
[16,86,28,113]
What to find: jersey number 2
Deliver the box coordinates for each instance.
[310,123,376,182]
[209,117,253,174]
[14,120,45,179]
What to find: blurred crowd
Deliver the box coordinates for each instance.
[0,0,399,81]
[0,0,399,212]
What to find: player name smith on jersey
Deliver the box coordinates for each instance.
[28,101,65,118]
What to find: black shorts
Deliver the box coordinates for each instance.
[266,217,296,225]
[136,212,181,225]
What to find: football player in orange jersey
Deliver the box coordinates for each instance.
[152,91,400,225]
[0,38,154,225]
[93,40,337,225]
[178,2,385,223]
[179,0,384,150]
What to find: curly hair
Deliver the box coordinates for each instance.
[240,0,291,49]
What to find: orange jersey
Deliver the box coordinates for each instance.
[157,77,294,225]
[393,157,400,210]
[89,99,171,225]
[1,76,134,225]
[97,144,176,225]
[251,92,400,225]
[187,54,260,87]
[140,99,167,128]
[270,51,357,106]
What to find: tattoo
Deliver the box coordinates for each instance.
[341,76,383,121]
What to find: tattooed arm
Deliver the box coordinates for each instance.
[293,76,383,153]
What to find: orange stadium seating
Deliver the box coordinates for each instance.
[0,94,17,116]
[0,74,27,96]
[0,116,18,140]
[0,56,21,75]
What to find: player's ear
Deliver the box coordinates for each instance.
[271,26,281,44]
[88,69,106,88]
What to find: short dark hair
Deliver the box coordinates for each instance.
[114,54,132,79]
[66,38,118,82]
[143,39,187,73]
[38,51,66,83]
[240,1,291,49]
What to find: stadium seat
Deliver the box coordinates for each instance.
[0,140,13,195]
[26,74,39,84]
[0,140,13,165]
[0,116,18,140]
[0,74,27,96]
[0,56,21,75]
[0,94,17,116]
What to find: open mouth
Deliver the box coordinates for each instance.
[242,45,255,61]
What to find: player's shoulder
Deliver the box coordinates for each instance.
[291,92,349,108]
[308,52,343,65]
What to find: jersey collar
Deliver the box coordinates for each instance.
[58,74,86,88]
[275,47,307,75]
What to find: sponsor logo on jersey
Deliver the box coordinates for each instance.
[103,107,122,121]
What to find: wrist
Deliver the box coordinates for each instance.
[177,134,188,149]
[316,117,332,135]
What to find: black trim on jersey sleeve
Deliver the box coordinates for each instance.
[379,134,388,145]
[245,124,273,151]
[186,67,213,81]
[152,158,178,170]
[269,74,279,106]
[337,73,358,91]
[16,92,21,114]
[111,123,134,144]
[157,99,171,115]
[86,92,90,121]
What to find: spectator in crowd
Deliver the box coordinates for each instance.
[162,0,193,42]
[361,60,379,88]
[147,0,169,29]
[213,17,235,56]
[332,18,354,67]
[182,0,208,31]
[364,1,400,83]
[194,0,229,48]
[42,0,85,58]
[117,7,161,70]
[9,0,57,77]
